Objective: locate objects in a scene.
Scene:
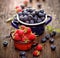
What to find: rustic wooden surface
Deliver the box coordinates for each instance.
[0,0,60,58]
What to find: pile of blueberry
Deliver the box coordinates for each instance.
[18,8,46,24]
[41,31,56,51]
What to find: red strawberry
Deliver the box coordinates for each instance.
[33,50,40,56]
[15,29,24,36]
[23,0,29,4]
[20,25,26,30]
[16,8,22,13]
[14,34,21,41]
[15,6,19,9]
[26,27,32,34]
[35,44,43,51]
[18,30,24,36]
[28,33,36,41]
[21,36,29,43]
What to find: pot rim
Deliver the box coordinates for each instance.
[17,14,47,26]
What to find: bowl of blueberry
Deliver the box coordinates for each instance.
[12,8,52,35]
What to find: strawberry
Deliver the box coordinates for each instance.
[15,6,19,9]
[23,0,29,4]
[14,29,24,36]
[28,33,36,41]
[35,44,43,51]
[14,34,21,41]
[33,50,40,56]
[20,25,26,30]
[26,27,32,34]
[16,8,22,13]
[21,36,29,43]
[18,30,24,36]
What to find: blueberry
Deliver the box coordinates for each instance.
[49,38,54,44]
[45,34,50,40]
[42,0,46,2]
[36,0,40,2]
[38,12,45,17]
[24,15,28,21]
[39,10,44,13]
[29,0,33,3]
[20,5,25,9]
[33,15,38,22]
[18,12,22,16]
[26,8,30,12]
[50,31,56,37]
[23,11,28,15]
[50,45,56,51]
[37,18,42,23]
[31,11,36,16]
[3,41,8,47]
[35,11,39,15]
[41,38,47,43]
[37,3,41,8]
[19,51,26,56]
[20,15,24,21]
[32,42,38,48]
[41,17,45,21]
[25,20,30,23]
[28,15,33,20]
[30,20,34,24]
[29,8,34,13]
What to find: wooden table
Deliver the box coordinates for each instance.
[0,0,60,58]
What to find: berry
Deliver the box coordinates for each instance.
[26,27,32,34]
[23,11,28,15]
[41,38,47,43]
[50,31,56,37]
[36,0,40,2]
[28,33,36,41]
[37,3,41,8]
[45,34,50,40]
[50,45,56,51]
[21,36,29,43]
[18,30,24,36]
[33,50,40,56]
[31,11,36,16]
[18,12,22,16]
[29,0,32,3]
[23,0,28,6]
[20,5,25,9]
[42,0,46,2]
[14,33,21,41]
[37,18,42,23]
[25,20,30,23]
[38,12,45,17]
[35,44,43,51]
[33,15,38,23]
[29,20,34,24]
[24,15,28,21]
[16,8,22,13]
[3,41,8,47]
[15,6,19,9]
[20,25,26,30]
[32,42,38,48]
[19,51,26,56]
[39,10,44,13]
[20,15,24,21]
[49,38,54,44]
[41,17,45,21]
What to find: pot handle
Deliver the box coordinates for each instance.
[45,16,52,25]
[10,30,15,39]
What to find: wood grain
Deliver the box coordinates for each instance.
[0,0,60,58]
